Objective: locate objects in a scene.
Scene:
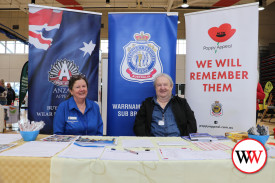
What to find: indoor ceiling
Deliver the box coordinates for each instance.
[0,0,275,13]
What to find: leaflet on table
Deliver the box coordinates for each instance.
[192,141,232,151]
[0,141,70,157]
[189,133,215,141]
[74,137,117,147]
[181,136,191,141]
[58,143,105,159]
[159,148,230,160]
[183,134,229,141]
[122,139,155,148]
[157,141,188,146]
[268,149,275,158]
[211,135,230,140]
[0,144,16,152]
[40,135,78,142]
[0,134,22,144]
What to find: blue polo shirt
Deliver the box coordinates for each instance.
[53,97,103,135]
[151,97,180,136]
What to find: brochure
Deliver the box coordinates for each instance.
[74,137,117,147]
[189,133,215,141]
[181,136,191,141]
[211,135,230,140]
[41,135,78,142]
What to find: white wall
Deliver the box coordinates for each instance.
[0,53,187,83]
[0,54,28,82]
[176,54,186,84]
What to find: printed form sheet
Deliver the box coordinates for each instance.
[0,134,22,144]
[159,148,231,160]
[58,144,104,159]
[0,141,70,157]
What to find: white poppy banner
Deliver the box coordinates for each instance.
[184,3,258,135]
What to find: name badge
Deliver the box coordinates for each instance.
[67,116,78,123]
[68,116,77,120]
[158,120,164,126]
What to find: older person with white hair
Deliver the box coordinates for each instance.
[133,73,197,136]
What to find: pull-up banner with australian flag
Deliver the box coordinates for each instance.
[28,4,101,134]
[108,13,178,136]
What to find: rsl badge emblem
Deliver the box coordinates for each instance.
[210,101,223,117]
[120,31,163,83]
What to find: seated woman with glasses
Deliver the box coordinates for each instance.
[53,75,103,135]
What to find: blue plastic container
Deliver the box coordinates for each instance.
[20,131,39,141]
[248,134,269,145]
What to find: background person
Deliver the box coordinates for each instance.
[0,85,4,94]
[257,82,265,123]
[53,75,103,135]
[133,73,197,136]
[0,79,7,105]
[6,83,16,105]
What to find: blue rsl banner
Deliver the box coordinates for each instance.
[108,13,178,136]
[28,5,101,134]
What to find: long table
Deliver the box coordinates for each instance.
[0,135,51,183]
[1,135,275,183]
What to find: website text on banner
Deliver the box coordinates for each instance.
[107,13,178,136]
[184,3,258,135]
[28,5,101,134]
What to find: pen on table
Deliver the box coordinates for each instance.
[191,139,212,142]
[124,148,139,155]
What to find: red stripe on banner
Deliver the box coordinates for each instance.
[56,0,80,5]
[29,31,52,45]
[56,0,83,10]
[65,7,83,10]
[29,9,63,26]
[213,0,240,7]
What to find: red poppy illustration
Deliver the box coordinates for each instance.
[208,23,236,43]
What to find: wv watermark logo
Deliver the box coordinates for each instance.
[232,139,267,174]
